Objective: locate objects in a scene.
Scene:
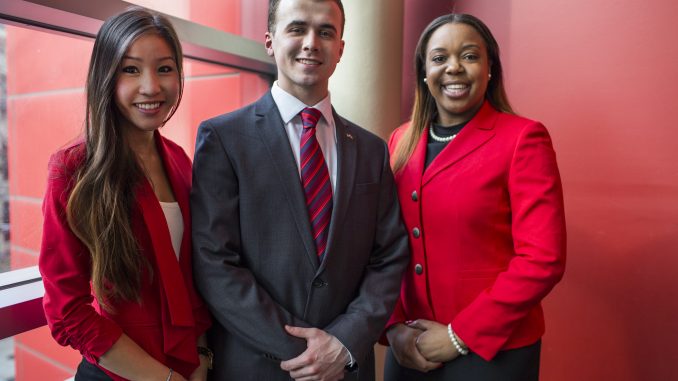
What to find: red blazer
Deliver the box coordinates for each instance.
[39,132,211,380]
[386,102,566,361]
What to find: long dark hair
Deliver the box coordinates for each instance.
[392,13,513,173]
[66,7,183,309]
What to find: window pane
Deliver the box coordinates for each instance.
[1,327,80,381]
[127,0,270,41]
[156,56,271,158]
[0,25,7,273]
[1,24,91,274]
[0,337,15,381]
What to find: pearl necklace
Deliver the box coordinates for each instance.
[429,126,458,142]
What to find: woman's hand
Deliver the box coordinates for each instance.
[187,359,208,381]
[171,370,188,381]
[188,335,210,381]
[187,350,209,381]
[98,334,187,381]
[407,319,459,363]
[386,323,441,372]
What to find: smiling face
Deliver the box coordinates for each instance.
[425,22,491,126]
[265,0,344,105]
[114,33,179,138]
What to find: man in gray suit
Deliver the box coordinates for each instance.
[191,0,408,379]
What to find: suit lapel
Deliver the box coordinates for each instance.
[319,110,357,271]
[423,102,498,186]
[255,93,319,269]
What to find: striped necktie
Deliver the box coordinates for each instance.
[299,107,333,260]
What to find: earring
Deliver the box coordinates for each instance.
[488,73,492,79]
[424,77,427,83]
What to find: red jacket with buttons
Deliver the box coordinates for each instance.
[383,102,566,361]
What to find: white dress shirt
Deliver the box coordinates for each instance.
[271,81,337,193]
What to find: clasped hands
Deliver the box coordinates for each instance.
[280,325,350,381]
[386,319,461,373]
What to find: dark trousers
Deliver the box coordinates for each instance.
[74,358,113,381]
[384,340,541,381]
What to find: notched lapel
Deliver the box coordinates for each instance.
[319,111,357,272]
[255,94,319,270]
[423,102,498,186]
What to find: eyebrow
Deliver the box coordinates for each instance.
[428,43,482,54]
[460,43,482,50]
[286,20,337,33]
[318,23,338,33]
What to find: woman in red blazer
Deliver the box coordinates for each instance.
[39,8,210,381]
[383,14,566,380]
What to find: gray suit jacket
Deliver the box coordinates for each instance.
[191,92,408,380]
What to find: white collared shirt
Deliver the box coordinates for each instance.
[271,81,338,193]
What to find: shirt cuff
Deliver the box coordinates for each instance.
[338,340,355,367]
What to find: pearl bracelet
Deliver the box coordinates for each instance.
[447,324,469,356]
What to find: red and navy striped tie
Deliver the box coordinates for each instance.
[299,107,333,261]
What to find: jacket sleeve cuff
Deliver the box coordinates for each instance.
[378,301,406,346]
[81,323,123,364]
[452,311,503,361]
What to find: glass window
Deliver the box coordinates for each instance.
[0,25,8,273]
[0,337,16,381]
[127,0,270,41]
[1,327,81,381]
[1,24,91,275]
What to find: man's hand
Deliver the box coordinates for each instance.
[385,323,441,372]
[280,325,348,381]
[407,319,459,363]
